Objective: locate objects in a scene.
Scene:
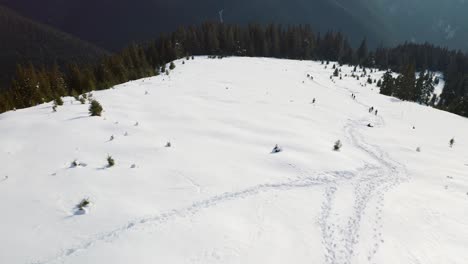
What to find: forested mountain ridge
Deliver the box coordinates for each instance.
[3,0,468,52]
[0,0,392,51]
[1,22,467,118]
[0,5,109,88]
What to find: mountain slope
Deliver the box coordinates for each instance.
[0,0,393,50]
[379,0,468,48]
[1,57,467,264]
[0,5,109,87]
[5,0,468,51]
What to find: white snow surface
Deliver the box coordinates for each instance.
[1,57,467,264]
[433,72,446,97]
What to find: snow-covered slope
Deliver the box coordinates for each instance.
[1,57,467,264]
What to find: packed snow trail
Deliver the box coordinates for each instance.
[318,86,408,264]
[31,171,346,264]
[32,86,406,264]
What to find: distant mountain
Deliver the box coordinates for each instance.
[0,5,109,87]
[374,0,468,49]
[0,0,395,51]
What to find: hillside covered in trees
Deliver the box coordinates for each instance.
[0,5,109,88]
[1,22,467,118]
[0,0,392,51]
[2,0,468,52]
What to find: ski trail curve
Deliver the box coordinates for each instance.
[318,83,408,264]
[30,170,356,264]
[32,81,407,264]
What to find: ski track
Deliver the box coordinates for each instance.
[31,171,347,264]
[31,79,408,264]
[318,82,408,264]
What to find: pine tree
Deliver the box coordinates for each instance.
[54,97,64,106]
[89,100,103,116]
[107,155,115,167]
[421,73,435,105]
[357,38,368,65]
[414,72,425,102]
[333,68,339,77]
[333,140,342,151]
[395,64,416,101]
[49,63,67,98]
[169,61,176,70]
[380,71,394,96]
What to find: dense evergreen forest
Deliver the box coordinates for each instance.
[1,22,467,117]
[0,5,108,88]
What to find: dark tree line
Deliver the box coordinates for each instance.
[374,43,468,116]
[1,22,468,117]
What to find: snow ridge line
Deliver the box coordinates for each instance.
[31,170,354,264]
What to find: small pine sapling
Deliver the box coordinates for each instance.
[271,144,282,153]
[54,97,64,106]
[77,198,90,209]
[169,61,176,70]
[107,155,115,167]
[76,198,90,214]
[71,159,79,168]
[89,100,103,116]
[333,140,342,151]
[333,68,339,77]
